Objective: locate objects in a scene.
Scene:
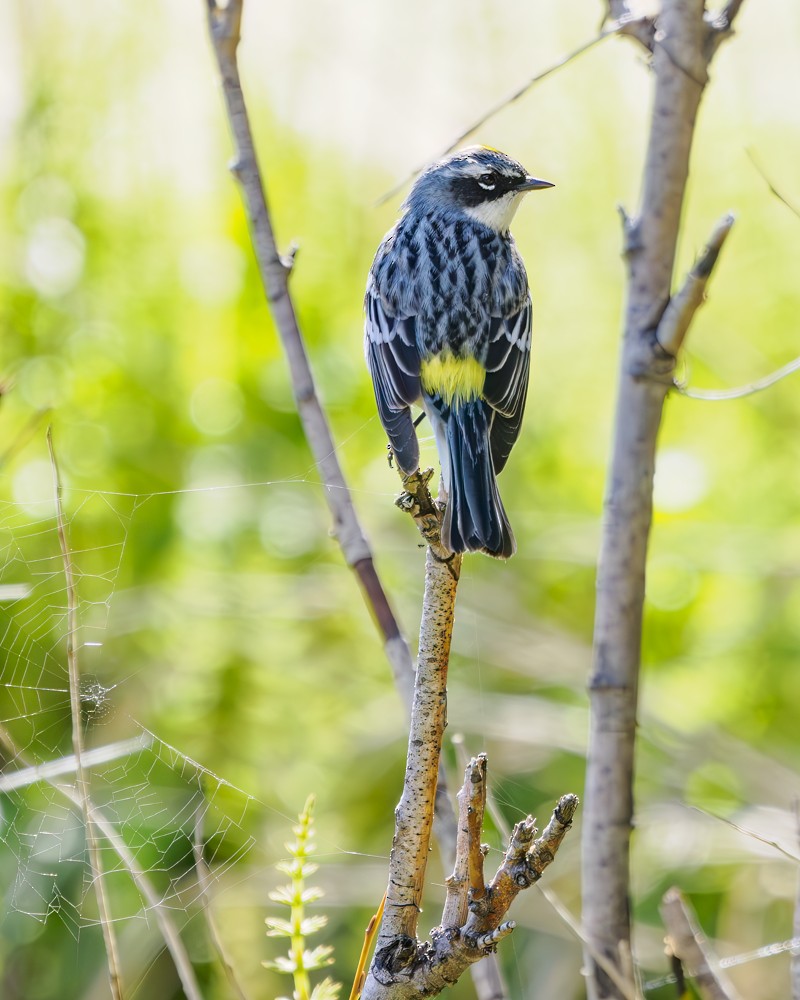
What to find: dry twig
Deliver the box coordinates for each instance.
[47,428,123,1000]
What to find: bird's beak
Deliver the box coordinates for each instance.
[516,176,554,192]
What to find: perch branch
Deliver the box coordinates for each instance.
[47,427,123,1000]
[660,888,741,1000]
[581,3,745,997]
[393,469,508,998]
[363,753,576,999]
[372,539,462,947]
[204,4,512,995]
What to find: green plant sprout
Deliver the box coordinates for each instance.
[264,795,341,1000]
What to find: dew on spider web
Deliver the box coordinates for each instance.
[0,490,256,933]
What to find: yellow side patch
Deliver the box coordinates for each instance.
[420,353,485,407]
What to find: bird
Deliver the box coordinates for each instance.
[364,145,552,558]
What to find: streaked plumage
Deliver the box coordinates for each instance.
[365,146,551,558]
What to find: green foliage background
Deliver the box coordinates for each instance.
[1,1,799,998]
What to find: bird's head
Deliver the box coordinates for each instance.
[404,146,553,234]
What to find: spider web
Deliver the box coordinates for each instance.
[0,488,256,939]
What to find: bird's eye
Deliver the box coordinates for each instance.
[477,173,496,191]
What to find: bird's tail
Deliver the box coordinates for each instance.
[439,400,515,559]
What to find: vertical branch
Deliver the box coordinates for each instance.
[374,545,462,945]
[581,2,744,997]
[442,754,487,930]
[47,427,123,1000]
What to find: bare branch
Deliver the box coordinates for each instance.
[377,28,623,207]
[582,2,744,996]
[657,212,735,356]
[204,0,417,705]
[363,784,577,1000]
[661,888,742,1000]
[453,736,639,1000]
[674,353,800,400]
[48,427,123,1000]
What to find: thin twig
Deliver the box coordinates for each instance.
[194,805,250,1000]
[674,353,800,400]
[745,148,800,221]
[689,804,800,864]
[660,887,741,1000]
[645,936,800,992]
[47,426,123,1000]
[376,30,614,207]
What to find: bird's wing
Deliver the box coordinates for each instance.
[482,295,532,475]
[364,288,421,474]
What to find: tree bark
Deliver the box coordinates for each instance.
[582,3,743,996]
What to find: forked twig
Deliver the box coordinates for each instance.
[47,427,123,1000]
[452,737,640,1000]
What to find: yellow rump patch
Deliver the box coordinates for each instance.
[420,353,485,407]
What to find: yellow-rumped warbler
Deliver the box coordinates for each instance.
[365,146,552,558]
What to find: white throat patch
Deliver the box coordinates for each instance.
[463,191,525,233]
